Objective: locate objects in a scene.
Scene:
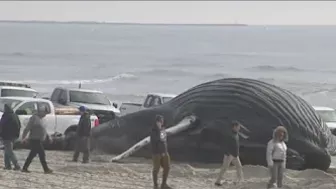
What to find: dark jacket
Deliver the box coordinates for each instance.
[223,130,240,157]
[76,112,91,137]
[0,104,21,140]
[150,126,168,154]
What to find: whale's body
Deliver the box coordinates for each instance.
[92,78,336,171]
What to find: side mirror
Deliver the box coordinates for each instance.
[15,110,27,115]
[113,103,118,109]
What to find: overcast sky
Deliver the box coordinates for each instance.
[0,1,336,25]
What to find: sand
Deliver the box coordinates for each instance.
[0,150,335,189]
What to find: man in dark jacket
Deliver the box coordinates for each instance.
[150,115,172,189]
[215,120,244,186]
[0,104,21,170]
[72,106,91,163]
[21,105,53,174]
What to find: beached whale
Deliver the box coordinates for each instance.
[91,78,336,171]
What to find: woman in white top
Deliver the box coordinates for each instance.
[266,126,288,189]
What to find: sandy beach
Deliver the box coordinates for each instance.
[0,149,334,189]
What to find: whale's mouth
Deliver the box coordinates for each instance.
[288,137,332,170]
[302,148,331,171]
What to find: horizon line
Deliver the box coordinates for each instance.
[0,20,336,26]
[0,19,248,26]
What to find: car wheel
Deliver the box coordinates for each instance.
[64,131,77,150]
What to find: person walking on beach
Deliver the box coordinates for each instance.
[21,105,53,174]
[266,126,288,189]
[150,115,172,189]
[215,120,244,186]
[72,106,91,163]
[0,104,21,170]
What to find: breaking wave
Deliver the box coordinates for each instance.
[3,73,137,85]
[247,65,304,72]
[206,51,301,58]
[137,68,196,76]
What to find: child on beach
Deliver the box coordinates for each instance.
[266,126,288,189]
[215,120,244,186]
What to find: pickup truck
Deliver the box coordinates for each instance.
[0,81,38,98]
[119,93,177,116]
[49,87,120,124]
[0,97,99,150]
[313,106,336,135]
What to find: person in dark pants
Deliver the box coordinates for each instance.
[72,106,91,163]
[215,120,244,186]
[150,115,172,189]
[21,106,53,174]
[0,104,21,170]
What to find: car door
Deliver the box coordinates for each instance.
[58,90,68,105]
[38,102,56,135]
[15,101,38,135]
[50,88,61,102]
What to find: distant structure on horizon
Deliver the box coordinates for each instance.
[0,20,248,26]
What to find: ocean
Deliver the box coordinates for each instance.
[1,22,336,107]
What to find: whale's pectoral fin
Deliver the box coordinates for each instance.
[238,132,249,139]
[240,124,250,133]
[110,115,197,162]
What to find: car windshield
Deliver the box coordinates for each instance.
[316,110,336,122]
[69,90,111,105]
[0,99,22,112]
[1,89,37,98]
[162,97,174,103]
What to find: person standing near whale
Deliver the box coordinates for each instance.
[72,106,91,163]
[215,120,244,186]
[266,126,288,189]
[21,105,53,174]
[150,115,173,189]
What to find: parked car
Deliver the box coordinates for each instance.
[0,97,99,150]
[120,93,176,116]
[313,106,336,135]
[49,87,119,124]
[0,81,38,97]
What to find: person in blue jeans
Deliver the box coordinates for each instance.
[0,104,21,170]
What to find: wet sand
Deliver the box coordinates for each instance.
[0,149,335,189]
